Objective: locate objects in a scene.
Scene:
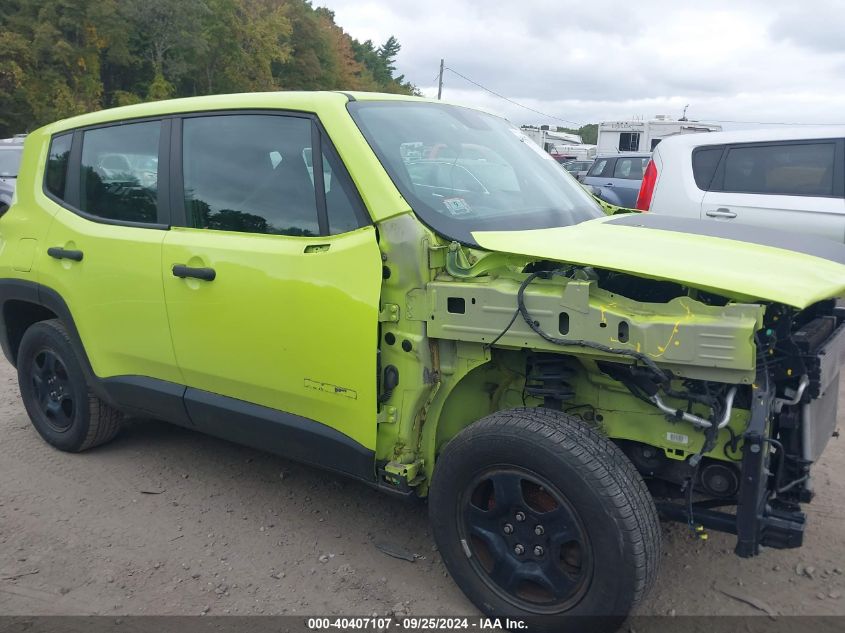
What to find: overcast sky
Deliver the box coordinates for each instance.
[316,0,845,129]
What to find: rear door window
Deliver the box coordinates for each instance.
[79,121,161,223]
[612,157,647,180]
[721,142,836,196]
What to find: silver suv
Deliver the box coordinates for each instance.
[638,127,845,242]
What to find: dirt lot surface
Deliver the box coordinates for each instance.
[1,358,844,619]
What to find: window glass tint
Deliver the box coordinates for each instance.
[613,156,647,180]
[80,121,160,223]
[692,146,723,190]
[723,142,835,196]
[183,115,320,236]
[587,158,608,177]
[321,150,363,235]
[618,132,640,152]
[46,134,72,198]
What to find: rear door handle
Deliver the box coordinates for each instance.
[47,247,84,262]
[172,264,216,282]
[705,208,737,219]
[605,182,614,186]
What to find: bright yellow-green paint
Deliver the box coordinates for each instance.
[161,225,382,449]
[38,207,183,383]
[4,89,845,484]
[473,217,845,309]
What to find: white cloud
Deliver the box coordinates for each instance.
[317,0,845,128]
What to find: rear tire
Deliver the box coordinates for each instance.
[429,407,660,633]
[17,319,122,452]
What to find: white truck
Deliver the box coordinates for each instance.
[597,116,722,154]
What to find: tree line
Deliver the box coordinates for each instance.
[0,0,418,137]
[558,124,598,145]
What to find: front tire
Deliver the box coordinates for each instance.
[17,319,122,452]
[429,408,660,632]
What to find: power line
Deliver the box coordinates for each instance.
[443,66,581,127]
[434,68,843,128]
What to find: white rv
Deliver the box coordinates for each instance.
[597,116,722,154]
[520,125,597,162]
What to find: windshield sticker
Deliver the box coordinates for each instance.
[443,197,473,216]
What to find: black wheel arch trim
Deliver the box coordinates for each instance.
[0,278,114,404]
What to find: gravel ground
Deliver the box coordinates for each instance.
[0,358,844,618]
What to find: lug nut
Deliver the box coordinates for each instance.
[534,525,544,536]
[503,523,514,535]
[515,511,526,522]
[513,544,525,555]
[533,545,545,557]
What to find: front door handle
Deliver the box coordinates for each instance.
[172,264,216,282]
[47,247,84,262]
[705,208,737,219]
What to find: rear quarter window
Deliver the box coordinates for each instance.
[612,157,647,180]
[45,134,72,199]
[79,120,161,223]
[691,146,724,190]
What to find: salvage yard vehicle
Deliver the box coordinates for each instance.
[1,92,844,630]
[637,126,845,242]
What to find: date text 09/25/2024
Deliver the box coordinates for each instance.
[307,617,528,630]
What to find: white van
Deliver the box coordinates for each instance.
[637,127,845,242]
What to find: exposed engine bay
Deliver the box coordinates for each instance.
[424,256,845,556]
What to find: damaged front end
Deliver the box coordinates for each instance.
[424,237,845,558]
[667,304,845,557]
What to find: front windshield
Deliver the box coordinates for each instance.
[0,147,22,178]
[348,101,603,244]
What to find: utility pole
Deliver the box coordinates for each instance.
[437,59,444,100]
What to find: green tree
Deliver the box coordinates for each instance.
[121,0,210,89]
[0,0,418,137]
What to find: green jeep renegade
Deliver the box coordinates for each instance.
[2,92,845,629]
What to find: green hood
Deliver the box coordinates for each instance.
[472,214,845,309]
